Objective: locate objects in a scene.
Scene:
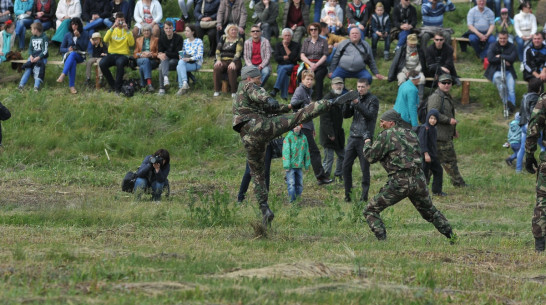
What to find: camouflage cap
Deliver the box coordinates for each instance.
[241,66,261,79]
[380,109,402,122]
[438,74,452,82]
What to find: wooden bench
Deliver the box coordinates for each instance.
[451,37,470,62]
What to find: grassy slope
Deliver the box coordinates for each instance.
[0,1,545,304]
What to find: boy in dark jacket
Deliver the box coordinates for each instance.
[370,2,391,60]
[18,22,48,91]
[417,108,445,196]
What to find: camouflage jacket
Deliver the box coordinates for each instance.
[526,95,546,157]
[232,80,291,132]
[363,126,422,176]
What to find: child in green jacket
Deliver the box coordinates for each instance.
[282,125,310,203]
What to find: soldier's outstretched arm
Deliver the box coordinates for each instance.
[363,131,389,164]
[526,97,546,155]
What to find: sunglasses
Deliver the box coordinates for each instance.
[440,81,452,85]
[309,28,318,31]
[434,38,444,41]
[251,30,261,33]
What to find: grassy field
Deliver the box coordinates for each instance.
[0,1,545,304]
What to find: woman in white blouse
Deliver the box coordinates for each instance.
[514,1,537,62]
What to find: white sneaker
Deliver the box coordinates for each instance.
[249,0,254,9]
[182,81,189,90]
[213,92,221,97]
[158,88,166,95]
[520,63,524,72]
[163,76,170,87]
[176,88,185,95]
[231,93,236,98]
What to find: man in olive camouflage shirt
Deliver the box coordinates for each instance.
[362,109,455,242]
[525,95,546,252]
[233,66,358,226]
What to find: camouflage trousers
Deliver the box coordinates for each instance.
[533,162,546,239]
[363,169,453,239]
[437,140,466,186]
[239,100,330,205]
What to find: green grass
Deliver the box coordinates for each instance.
[0,2,545,304]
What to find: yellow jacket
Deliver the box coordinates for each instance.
[104,28,135,55]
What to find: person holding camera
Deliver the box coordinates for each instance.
[134,148,170,201]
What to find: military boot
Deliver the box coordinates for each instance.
[259,202,275,227]
[535,237,545,252]
[375,232,387,241]
[443,229,458,244]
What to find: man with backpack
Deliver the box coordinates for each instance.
[427,73,467,187]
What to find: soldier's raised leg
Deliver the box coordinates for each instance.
[533,163,546,252]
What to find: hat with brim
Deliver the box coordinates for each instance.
[438,73,453,82]
[91,32,102,39]
[407,34,418,45]
[241,66,261,79]
[332,77,344,84]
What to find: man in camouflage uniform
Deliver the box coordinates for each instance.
[427,73,466,187]
[525,95,546,252]
[362,109,455,241]
[233,66,358,226]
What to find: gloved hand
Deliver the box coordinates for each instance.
[267,97,279,110]
[526,153,538,174]
[291,99,305,110]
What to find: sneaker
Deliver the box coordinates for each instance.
[158,88,166,95]
[249,0,254,9]
[146,84,155,93]
[505,158,513,166]
[433,192,448,197]
[213,91,220,97]
[163,76,170,87]
[317,178,333,186]
[17,85,23,91]
[33,87,39,92]
[231,93,236,98]
[251,12,257,19]
[176,88,186,96]
[384,51,390,61]
[269,89,277,97]
[520,63,524,72]
[182,81,189,90]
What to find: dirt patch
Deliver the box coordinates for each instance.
[113,281,201,296]
[216,262,353,279]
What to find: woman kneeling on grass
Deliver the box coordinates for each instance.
[57,18,89,94]
[134,149,170,202]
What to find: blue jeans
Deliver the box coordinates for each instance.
[176,60,201,87]
[19,58,47,88]
[326,47,336,65]
[305,0,323,23]
[397,29,411,47]
[273,64,294,99]
[286,168,303,202]
[331,66,373,84]
[508,143,520,161]
[372,32,391,53]
[134,177,165,201]
[137,57,153,85]
[84,18,113,35]
[494,0,512,17]
[62,52,85,87]
[469,33,496,59]
[515,36,530,62]
[516,124,545,172]
[16,18,34,50]
[492,70,515,106]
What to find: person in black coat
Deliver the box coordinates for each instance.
[417,108,445,196]
[82,0,112,34]
[134,148,171,201]
[0,101,11,147]
[424,31,459,81]
[484,30,517,113]
[392,0,417,49]
[320,77,346,181]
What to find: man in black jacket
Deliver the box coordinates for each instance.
[484,31,517,114]
[320,77,346,182]
[82,0,112,34]
[342,78,379,202]
[392,0,417,50]
[157,21,183,95]
[523,33,546,82]
[424,31,459,82]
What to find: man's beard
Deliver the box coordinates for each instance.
[333,89,343,95]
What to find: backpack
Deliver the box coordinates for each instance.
[121,78,141,97]
[418,95,444,124]
[122,171,137,193]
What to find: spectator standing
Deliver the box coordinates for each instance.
[213,23,243,97]
[505,112,521,167]
[523,33,546,82]
[283,124,311,203]
[514,2,536,63]
[362,109,455,242]
[157,21,183,95]
[484,30,517,114]
[56,17,88,94]
[132,0,162,38]
[216,0,246,40]
[14,0,34,50]
[18,22,48,91]
[300,22,329,100]
[291,70,333,185]
[178,0,193,21]
[424,31,459,82]
[243,24,272,87]
[516,78,544,173]
[370,2,391,60]
[427,73,467,187]
[282,0,309,43]
[0,101,10,148]
[346,0,370,40]
[320,77,346,182]
[388,33,425,92]
[99,12,134,93]
[253,0,278,41]
[176,24,204,95]
[392,0,417,50]
[330,27,385,84]
[85,32,107,86]
[194,0,219,57]
[342,78,378,202]
[420,0,455,46]
[134,148,170,201]
[417,108,445,196]
[82,0,111,35]
[393,70,420,127]
[270,28,300,100]
[0,20,15,64]
[133,24,158,92]
[467,0,495,59]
